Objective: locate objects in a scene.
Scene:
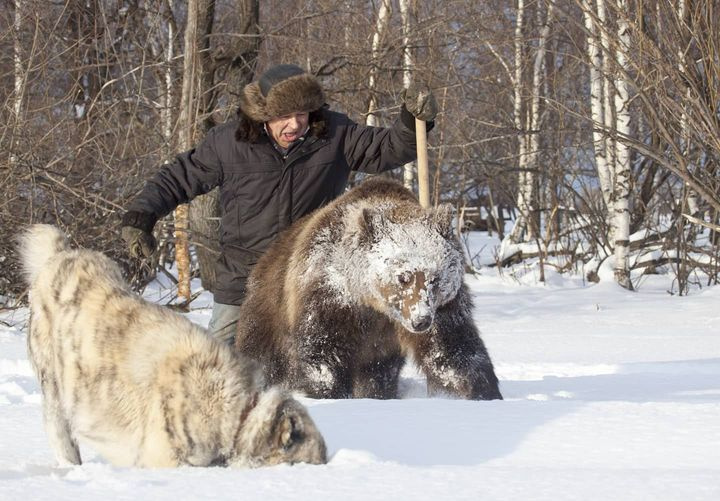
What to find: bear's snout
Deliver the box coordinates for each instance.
[410,315,433,333]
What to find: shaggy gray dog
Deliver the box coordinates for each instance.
[20,224,326,468]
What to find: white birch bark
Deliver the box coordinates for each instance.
[676,0,698,216]
[581,0,612,211]
[526,1,554,239]
[11,0,24,166]
[344,0,352,50]
[611,0,633,289]
[399,0,415,191]
[13,0,23,122]
[162,0,175,160]
[595,0,616,184]
[156,0,175,270]
[507,0,530,243]
[529,1,552,156]
[366,0,391,128]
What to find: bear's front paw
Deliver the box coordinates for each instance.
[426,357,502,400]
[297,362,350,399]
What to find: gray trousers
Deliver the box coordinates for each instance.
[207,301,242,345]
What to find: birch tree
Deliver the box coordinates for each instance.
[527,0,554,235]
[505,0,532,244]
[676,0,698,218]
[611,0,632,289]
[12,0,24,122]
[162,0,175,160]
[579,0,632,289]
[399,0,415,191]
[11,0,24,166]
[507,0,552,245]
[596,0,617,196]
[152,0,176,272]
[581,0,612,215]
[366,0,392,128]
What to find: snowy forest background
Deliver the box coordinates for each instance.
[1,0,719,305]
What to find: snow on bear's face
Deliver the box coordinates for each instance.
[362,204,464,333]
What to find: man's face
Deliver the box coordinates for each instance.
[266,111,310,148]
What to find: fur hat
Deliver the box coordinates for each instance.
[239,64,325,122]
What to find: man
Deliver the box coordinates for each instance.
[121,64,437,343]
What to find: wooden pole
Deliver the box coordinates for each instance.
[416,118,430,208]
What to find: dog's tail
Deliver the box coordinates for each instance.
[19,224,71,285]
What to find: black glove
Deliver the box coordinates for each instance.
[121,226,157,259]
[121,210,158,259]
[402,83,438,122]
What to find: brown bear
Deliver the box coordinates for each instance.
[235,177,502,400]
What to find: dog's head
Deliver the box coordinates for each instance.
[230,389,327,467]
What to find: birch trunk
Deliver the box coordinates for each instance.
[157,0,175,270]
[13,0,23,122]
[526,1,554,239]
[612,1,633,290]
[366,0,391,128]
[399,0,415,192]
[582,0,613,212]
[508,0,530,243]
[162,0,174,159]
[11,0,24,166]
[676,0,698,217]
[596,0,617,189]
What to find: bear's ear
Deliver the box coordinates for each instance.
[359,208,382,243]
[430,203,455,238]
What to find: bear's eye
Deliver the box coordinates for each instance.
[397,272,412,285]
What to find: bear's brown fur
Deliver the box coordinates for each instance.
[235,177,502,400]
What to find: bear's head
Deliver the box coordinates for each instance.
[358,202,464,333]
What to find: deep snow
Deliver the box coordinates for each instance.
[1,232,719,500]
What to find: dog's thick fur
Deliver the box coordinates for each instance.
[20,225,326,468]
[235,178,502,400]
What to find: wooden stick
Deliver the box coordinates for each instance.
[415,117,430,208]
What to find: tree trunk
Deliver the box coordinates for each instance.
[611,1,633,290]
[189,0,260,293]
[366,0,391,128]
[157,0,176,270]
[11,0,24,166]
[399,0,415,192]
[596,0,617,192]
[175,0,209,302]
[582,0,612,214]
[527,0,553,240]
[507,0,530,244]
[162,0,175,157]
[676,0,698,220]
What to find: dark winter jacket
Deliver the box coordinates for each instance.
[123,107,426,305]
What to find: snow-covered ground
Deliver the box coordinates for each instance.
[1,232,719,500]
